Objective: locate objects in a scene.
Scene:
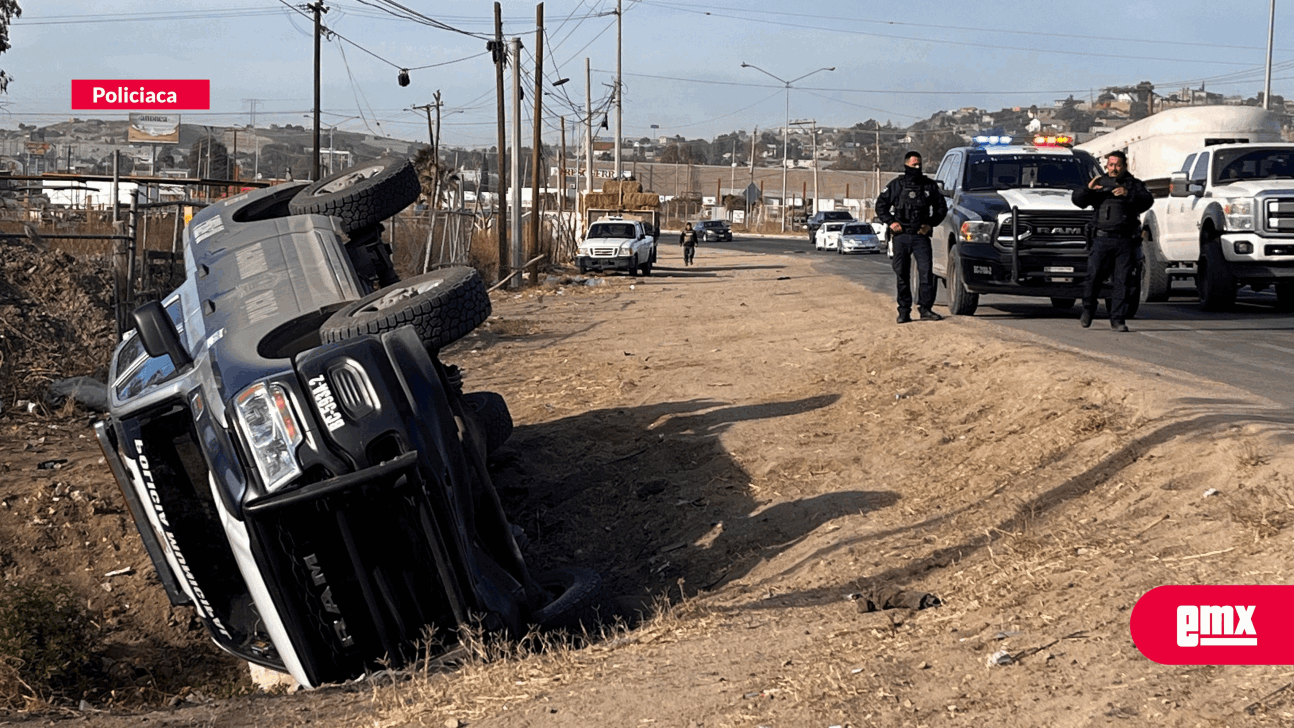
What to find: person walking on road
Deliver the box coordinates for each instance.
[682,224,698,266]
[1071,150,1153,332]
[875,151,948,323]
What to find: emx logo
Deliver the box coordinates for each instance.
[1131,586,1294,664]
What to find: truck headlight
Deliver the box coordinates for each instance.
[1223,198,1255,231]
[619,242,633,254]
[234,382,303,492]
[960,220,995,244]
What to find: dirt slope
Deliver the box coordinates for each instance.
[7,241,1294,726]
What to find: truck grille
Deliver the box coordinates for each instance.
[244,452,460,686]
[999,211,1090,249]
[1264,198,1294,235]
[588,247,620,257]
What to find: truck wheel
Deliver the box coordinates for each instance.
[320,267,491,350]
[1050,297,1075,310]
[462,391,513,454]
[288,156,420,233]
[1198,231,1237,311]
[530,567,604,630]
[1276,282,1294,312]
[947,245,979,316]
[641,260,653,276]
[1140,223,1170,302]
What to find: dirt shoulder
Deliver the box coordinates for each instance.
[17,242,1294,726]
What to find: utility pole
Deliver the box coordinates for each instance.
[1264,0,1276,110]
[232,129,238,180]
[529,3,544,285]
[413,93,444,207]
[493,2,508,284]
[308,1,328,181]
[585,57,593,196]
[559,115,567,217]
[614,0,622,179]
[748,126,756,227]
[510,36,523,289]
[874,127,881,216]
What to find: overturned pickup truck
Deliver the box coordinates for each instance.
[94,157,600,688]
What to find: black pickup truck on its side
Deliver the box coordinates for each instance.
[95,158,600,688]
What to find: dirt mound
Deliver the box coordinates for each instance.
[0,237,116,412]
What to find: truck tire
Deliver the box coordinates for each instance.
[288,156,420,233]
[947,245,979,316]
[1198,229,1237,311]
[1140,222,1170,302]
[320,267,491,350]
[530,567,604,630]
[462,391,513,454]
[641,260,653,276]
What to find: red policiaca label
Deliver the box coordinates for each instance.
[1131,585,1294,664]
[71,80,209,110]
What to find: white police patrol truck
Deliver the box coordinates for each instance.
[929,135,1141,317]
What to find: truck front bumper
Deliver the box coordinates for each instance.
[1219,233,1294,278]
[956,243,1127,298]
[579,254,633,272]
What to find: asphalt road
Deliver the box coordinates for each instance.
[718,233,1294,409]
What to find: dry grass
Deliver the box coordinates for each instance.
[363,588,712,728]
[1226,484,1293,543]
[1235,440,1269,469]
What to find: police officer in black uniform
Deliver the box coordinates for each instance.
[876,151,948,323]
[1071,150,1153,332]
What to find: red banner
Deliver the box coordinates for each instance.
[71,80,210,110]
[1131,585,1294,664]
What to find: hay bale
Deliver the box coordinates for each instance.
[601,179,643,194]
[582,192,617,210]
[621,192,661,209]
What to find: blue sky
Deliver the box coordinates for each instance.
[2,1,1291,147]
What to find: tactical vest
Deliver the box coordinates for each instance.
[895,177,928,225]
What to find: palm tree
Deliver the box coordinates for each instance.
[412,146,460,209]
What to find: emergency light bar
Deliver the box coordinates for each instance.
[973,135,1013,146]
[1032,134,1074,147]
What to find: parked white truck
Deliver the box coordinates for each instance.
[1076,106,1293,310]
[1141,143,1294,310]
[577,210,659,276]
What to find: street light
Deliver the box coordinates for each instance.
[790,119,818,216]
[740,63,834,231]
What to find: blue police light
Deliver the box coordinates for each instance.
[974,135,1013,146]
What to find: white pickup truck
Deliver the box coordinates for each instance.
[1140,143,1294,310]
[577,214,658,276]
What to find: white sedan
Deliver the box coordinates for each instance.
[837,222,882,254]
[814,222,847,251]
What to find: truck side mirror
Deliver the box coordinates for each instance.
[1168,172,1192,198]
[132,300,193,370]
[937,180,952,197]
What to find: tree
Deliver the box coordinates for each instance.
[189,138,230,180]
[0,1,19,94]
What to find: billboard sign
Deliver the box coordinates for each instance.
[128,113,181,144]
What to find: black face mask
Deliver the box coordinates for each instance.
[904,164,922,177]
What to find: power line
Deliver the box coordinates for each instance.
[638,0,1294,55]
[633,1,1290,67]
